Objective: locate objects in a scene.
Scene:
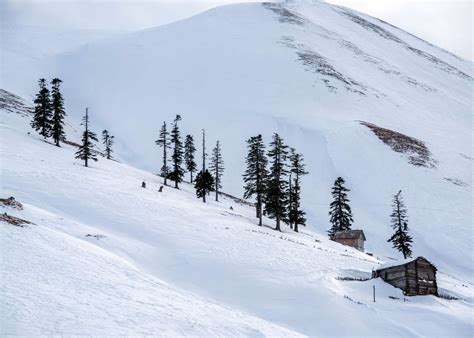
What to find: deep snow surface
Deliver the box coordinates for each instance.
[2,0,471,279]
[1,97,473,336]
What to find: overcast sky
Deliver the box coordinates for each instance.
[2,0,472,60]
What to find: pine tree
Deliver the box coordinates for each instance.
[75,108,98,167]
[288,149,308,233]
[31,78,52,139]
[210,140,224,201]
[194,169,214,203]
[155,121,170,185]
[102,130,114,159]
[169,114,184,189]
[201,129,207,172]
[328,177,354,238]
[184,134,197,183]
[243,135,268,226]
[264,133,289,231]
[50,78,66,146]
[387,190,413,259]
[288,171,293,230]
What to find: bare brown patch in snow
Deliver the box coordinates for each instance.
[1,213,33,227]
[0,197,23,210]
[359,121,436,168]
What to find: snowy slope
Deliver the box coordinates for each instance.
[4,0,469,278]
[1,93,473,336]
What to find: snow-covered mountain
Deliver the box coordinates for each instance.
[1,0,473,334]
[1,94,473,336]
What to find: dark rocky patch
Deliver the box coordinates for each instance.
[262,3,309,26]
[0,197,23,210]
[337,9,472,81]
[0,89,34,116]
[86,234,106,240]
[444,178,468,187]
[1,212,33,227]
[280,36,366,95]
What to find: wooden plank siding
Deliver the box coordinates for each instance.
[373,257,438,296]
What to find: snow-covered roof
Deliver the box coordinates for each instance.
[333,229,366,240]
[376,257,436,270]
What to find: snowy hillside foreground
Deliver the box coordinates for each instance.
[1,99,473,335]
[2,0,471,280]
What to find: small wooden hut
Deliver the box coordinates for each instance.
[373,256,438,296]
[333,230,366,251]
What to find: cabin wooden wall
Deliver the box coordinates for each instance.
[334,238,364,251]
[375,258,437,296]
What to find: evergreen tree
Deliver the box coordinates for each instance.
[50,78,66,146]
[387,190,413,259]
[288,171,294,230]
[169,114,184,189]
[31,78,52,139]
[288,149,308,233]
[75,108,98,167]
[155,121,170,185]
[243,135,268,226]
[201,129,207,172]
[102,130,114,159]
[264,133,289,231]
[194,169,214,203]
[184,134,197,183]
[328,177,354,238]
[210,140,224,201]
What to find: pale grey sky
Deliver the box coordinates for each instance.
[2,0,472,60]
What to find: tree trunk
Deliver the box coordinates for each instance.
[294,223,298,233]
[275,217,281,231]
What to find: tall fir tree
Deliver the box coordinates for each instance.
[155,121,170,185]
[288,149,308,233]
[210,140,224,201]
[75,108,98,167]
[387,190,413,259]
[169,114,184,189]
[243,135,268,226]
[102,130,114,159]
[194,169,214,203]
[328,177,354,238]
[264,133,289,231]
[31,78,52,139]
[50,78,66,146]
[201,129,207,172]
[184,134,197,183]
[288,171,294,229]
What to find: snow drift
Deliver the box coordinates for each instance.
[1,94,473,336]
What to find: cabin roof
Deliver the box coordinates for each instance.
[333,229,366,240]
[376,256,437,271]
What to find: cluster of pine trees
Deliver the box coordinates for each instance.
[30,78,67,146]
[327,177,413,259]
[30,78,115,166]
[243,133,308,233]
[155,116,224,202]
[74,108,115,167]
[31,78,412,258]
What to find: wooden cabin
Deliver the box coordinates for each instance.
[373,257,438,296]
[333,230,366,251]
